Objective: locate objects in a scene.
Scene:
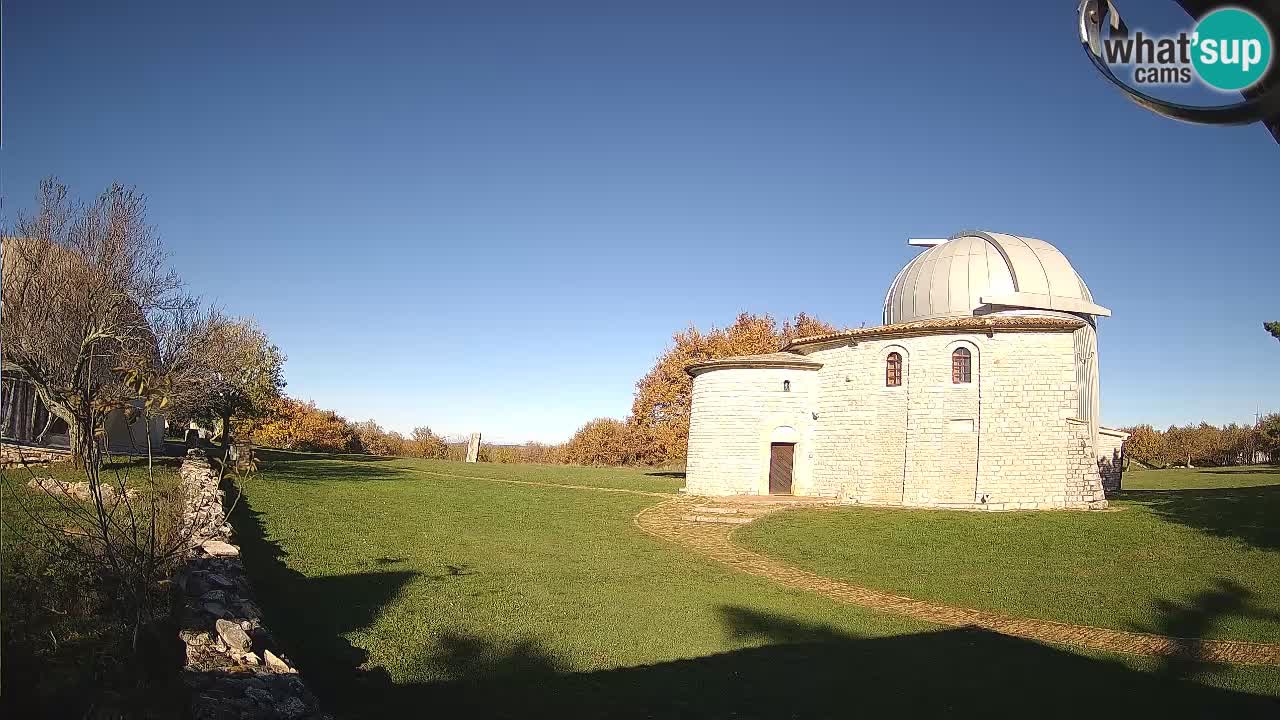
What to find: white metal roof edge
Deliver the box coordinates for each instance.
[979,291,1112,318]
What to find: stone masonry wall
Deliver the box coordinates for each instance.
[686,367,818,495]
[807,334,976,505]
[804,340,913,501]
[805,330,1106,510]
[1096,430,1126,493]
[814,330,1105,509]
[0,442,72,467]
[685,329,1109,510]
[972,333,1107,510]
[176,450,330,719]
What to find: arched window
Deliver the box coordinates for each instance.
[782,380,791,392]
[885,352,902,387]
[952,347,972,384]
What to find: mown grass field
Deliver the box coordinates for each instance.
[234,452,1280,717]
[739,466,1280,645]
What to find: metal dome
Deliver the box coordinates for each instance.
[882,231,1110,325]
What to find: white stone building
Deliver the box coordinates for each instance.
[684,231,1127,510]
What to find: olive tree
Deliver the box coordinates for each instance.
[1,178,214,661]
[2,179,189,463]
[182,316,286,448]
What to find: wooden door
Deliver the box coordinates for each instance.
[769,443,795,495]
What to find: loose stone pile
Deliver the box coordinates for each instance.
[26,476,138,502]
[1,443,72,466]
[175,449,329,720]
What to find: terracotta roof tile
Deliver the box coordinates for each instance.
[685,316,1084,376]
[685,352,822,376]
[783,316,1085,351]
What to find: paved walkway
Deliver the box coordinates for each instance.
[633,495,1280,667]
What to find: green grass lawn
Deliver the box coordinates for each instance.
[1124,464,1280,490]
[738,466,1280,647]
[254,448,684,494]
[1,454,186,717]
[1,453,184,561]
[235,452,1280,717]
[1,453,184,560]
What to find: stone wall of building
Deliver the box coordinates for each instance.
[685,328,1110,510]
[972,332,1107,510]
[1097,428,1126,493]
[102,404,167,454]
[804,330,1106,510]
[685,367,818,495]
[176,450,330,719]
[802,340,916,501]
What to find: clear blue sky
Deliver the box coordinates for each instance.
[4,1,1277,442]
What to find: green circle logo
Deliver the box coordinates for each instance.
[1191,7,1273,91]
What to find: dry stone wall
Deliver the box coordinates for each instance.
[176,449,330,720]
[0,443,72,466]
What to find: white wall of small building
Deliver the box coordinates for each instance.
[685,367,817,496]
[102,405,167,454]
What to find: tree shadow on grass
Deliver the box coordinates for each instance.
[253,450,412,484]
[1114,485,1280,550]
[1137,578,1280,682]
[229,474,1280,718]
[229,524,1280,720]
[324,606,1280,719]
[229,488,416,693]
[256,448,402,464]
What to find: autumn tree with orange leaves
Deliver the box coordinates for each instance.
[252,397,363,453]
[628,312,837,464]
[559,418,644,466]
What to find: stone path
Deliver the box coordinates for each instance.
[632,495,1280,667]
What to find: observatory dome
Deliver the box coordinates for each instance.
[882,231,1110,325]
